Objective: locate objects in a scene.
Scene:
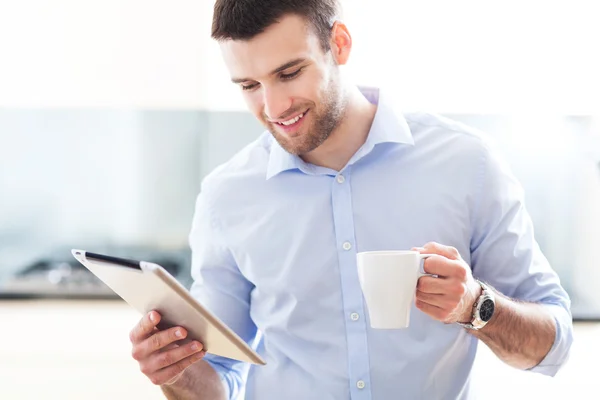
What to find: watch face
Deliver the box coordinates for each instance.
[479,299,495,322]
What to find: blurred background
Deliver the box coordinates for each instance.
[0,1,598,399]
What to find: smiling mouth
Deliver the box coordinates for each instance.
[276,111,307,126]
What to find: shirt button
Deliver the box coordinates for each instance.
[342,241,352,251]
[350,312,360,321]
[336,174,345,183]
[357,380,366,389]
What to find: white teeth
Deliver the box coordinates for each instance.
[279,113,304,126]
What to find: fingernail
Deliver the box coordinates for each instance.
[191,343,198,351]
[149,312,156,322]
[175,330,183,338]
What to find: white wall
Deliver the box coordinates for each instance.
[0,0,214,109]
[203,0,600,114]
[2,1,598,113]
[342,0,600,114]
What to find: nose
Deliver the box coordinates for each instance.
[262,86,292,121]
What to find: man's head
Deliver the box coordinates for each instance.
[212,0,352,156]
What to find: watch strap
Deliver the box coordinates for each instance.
[457,280,491,330]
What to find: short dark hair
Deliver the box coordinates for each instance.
[211,0,340,51]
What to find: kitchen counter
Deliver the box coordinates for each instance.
[1,299,598,400]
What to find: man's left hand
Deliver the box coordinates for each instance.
[413,242,481,324]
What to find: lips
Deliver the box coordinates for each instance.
[273,109,309,136]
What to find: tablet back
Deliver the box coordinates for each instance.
[71,249,265,365]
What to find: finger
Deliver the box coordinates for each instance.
[422,255,463,278]
[148,350,207,386]
[417,276,467,297]
[423,242,462,261]
[163,342,180,351]
[415,299,447,321]
[135,341,179,362]
[133,326,188,360]
[130,311,161,344]
[146,340,204,374]
[417,276,449,294]
[416,290,456,310]
[422,255,470,281]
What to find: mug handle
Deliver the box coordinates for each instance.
[417,254,438,278]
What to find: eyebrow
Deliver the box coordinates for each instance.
[231,58,307,84]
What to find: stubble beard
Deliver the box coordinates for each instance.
[266,81,347,156]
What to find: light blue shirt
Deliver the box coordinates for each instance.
[189,87,573,400]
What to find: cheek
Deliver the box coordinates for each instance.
[243,91,266,120]
[290,73,325,106]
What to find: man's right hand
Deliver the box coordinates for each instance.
[130,311,207,386]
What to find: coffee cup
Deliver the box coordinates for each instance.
[357,250,435,329]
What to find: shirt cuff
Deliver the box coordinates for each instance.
[526,303,574,376]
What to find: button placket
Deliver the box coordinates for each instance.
[330,167,372,399]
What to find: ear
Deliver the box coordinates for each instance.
[329,21,352,65]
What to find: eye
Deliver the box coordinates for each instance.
[280,68,303,81]
[241,82,260,91]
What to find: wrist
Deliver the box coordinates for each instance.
[457,280,496,330]
[459,280,483,323]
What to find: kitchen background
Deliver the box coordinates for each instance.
[0,0,599,399]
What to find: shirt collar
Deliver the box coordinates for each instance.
[266,86,414,180]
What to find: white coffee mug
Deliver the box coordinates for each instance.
[357,250,434,329]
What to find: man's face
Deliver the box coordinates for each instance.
[219,14,346,156]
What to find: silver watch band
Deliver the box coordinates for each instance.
[457,280,491,330]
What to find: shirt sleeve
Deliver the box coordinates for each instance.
[188,182,259,399]
[469,139,574,377]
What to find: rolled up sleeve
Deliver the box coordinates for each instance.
[528,303,574,376]
[469,139,574,376]
[188,182,258,399]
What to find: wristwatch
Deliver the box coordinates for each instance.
[457,280,495,330]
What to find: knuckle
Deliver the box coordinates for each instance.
[451,283,464,297]
[151,333,162,350]
[449,246,460,258]
[131,347,141,361]
[455,266,467,280]
[160,353,173,368]
[140,363,152,376]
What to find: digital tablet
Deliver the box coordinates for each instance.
[71,249,266,365]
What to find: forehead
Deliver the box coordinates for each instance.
[219,14,323,80]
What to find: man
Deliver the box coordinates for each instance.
[128,0,573,399]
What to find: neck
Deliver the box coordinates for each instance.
[301,86,377,171]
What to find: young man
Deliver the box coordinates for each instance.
[128,1,573,399]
